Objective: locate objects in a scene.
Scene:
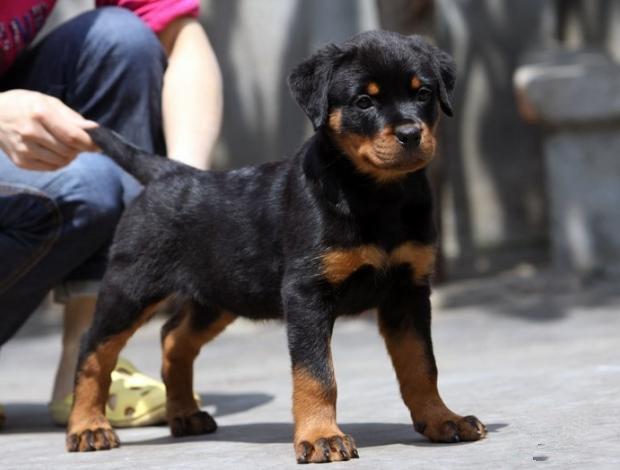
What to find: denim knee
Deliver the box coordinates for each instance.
[57,153,126,245]
[83,7,166,76]
[76,7,167,152]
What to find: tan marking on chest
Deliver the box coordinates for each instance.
[389,242,436,283]
[321,242,436,285]
[322,245,387,284]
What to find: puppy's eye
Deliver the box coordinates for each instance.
[354,95,374,110]
[417,87,433,102]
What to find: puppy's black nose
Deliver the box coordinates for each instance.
[395,124,421,148]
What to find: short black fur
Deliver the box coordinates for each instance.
[69,31,486,462]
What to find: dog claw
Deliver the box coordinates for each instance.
[417,414,486,443]
[328,435,350,461]
[295,433,358,463]
[315,438,331,462]
[66,427,120,452]
[297,441,312,464]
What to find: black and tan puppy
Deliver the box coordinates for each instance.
[66,31,486,463]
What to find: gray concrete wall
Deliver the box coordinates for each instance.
[200,0,378,169]
[557,0,620,61]
[515,50,620,276]
[432,0,556,278]
[545,129,620,275]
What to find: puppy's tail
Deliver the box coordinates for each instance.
[87,127,189,185]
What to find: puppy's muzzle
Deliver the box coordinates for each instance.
[395,124,422,150]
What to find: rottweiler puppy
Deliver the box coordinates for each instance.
[66,30,486,463]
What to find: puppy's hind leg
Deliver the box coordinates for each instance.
[161,300,236,437]
[66,280,167,452]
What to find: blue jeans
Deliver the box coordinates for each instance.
[0,7,167,345]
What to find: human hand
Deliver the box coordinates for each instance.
[0,89,98,171]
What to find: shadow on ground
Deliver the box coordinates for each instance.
[1,392,273,434]
[123,422,508,448]
[435,270,620,322]
[198,392,273,418]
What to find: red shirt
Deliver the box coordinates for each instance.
[0,0,199,76]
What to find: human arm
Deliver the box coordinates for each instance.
[158,17,222,170]
[0,90,97,170]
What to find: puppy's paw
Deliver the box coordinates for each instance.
[169,410,217,437]
[415,414,486,443]
[295,433,359,464]
[66,420,120,452]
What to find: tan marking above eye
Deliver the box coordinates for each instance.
[367,82,380,96]
[411,76,422,90]
[321,242,436,284]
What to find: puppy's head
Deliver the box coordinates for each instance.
[288,31,456,182]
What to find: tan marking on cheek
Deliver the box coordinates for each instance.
[372,127,401,158]
[292,367,339,444]
[330,132,374,170]
[328,109,342,132]
[367,81,380,96]
[329,127,409,184]
[419,122,437,159]
[389,242,436,284]
[411,76,422,90]
[322,245,388,284]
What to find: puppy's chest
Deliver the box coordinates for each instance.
[319,191,436,287]
[321,241,436,287]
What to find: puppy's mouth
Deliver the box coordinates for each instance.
[359,124,436,176]
[327,112,437,182]
[370,146,432,170]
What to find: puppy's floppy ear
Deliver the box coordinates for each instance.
[431,48,457,117]
[288,44,344,129]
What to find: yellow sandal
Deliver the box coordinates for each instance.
[105,357,168,427]
[49,358,200,427]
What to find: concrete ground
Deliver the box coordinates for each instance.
[1,271,619,469]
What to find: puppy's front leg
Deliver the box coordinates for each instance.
[284,282,358,464]
[379,283,486,443]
